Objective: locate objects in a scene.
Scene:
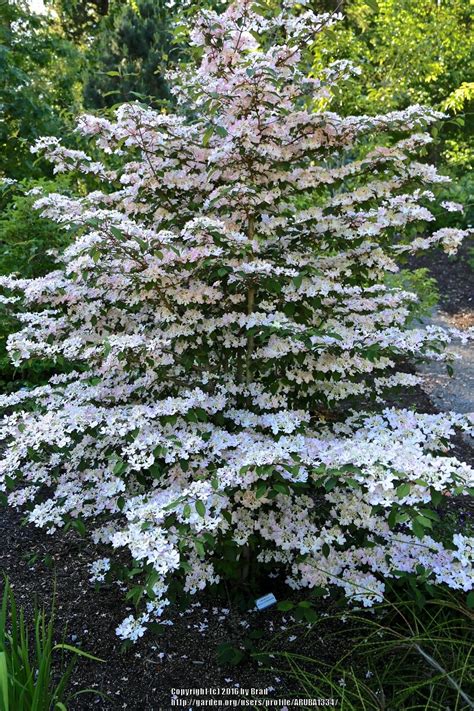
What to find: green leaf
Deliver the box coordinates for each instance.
[53,644,105,662]
[277,600,294,611]
[302,607,318,623]
[0,651,9,711]
[273,483,289,495]
[4,475,15,491]
[396,483,411,498]
[412,520,425,539]
[163,498,182,512]
[72,519,86,537]
[323,477,338,492]
[365,0,379,12]
[126,584,144,604]
[195,500,206,518]
[203,126,214,147]
[110,226,124,240]
[215,125,228,137]
[415,514,433,529]
[217,643,244,666]
[418,508,439,522]
[113,458,127,475]
[466,591,474,609]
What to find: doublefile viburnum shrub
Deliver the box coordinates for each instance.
[1,1,473,642]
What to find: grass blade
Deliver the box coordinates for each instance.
[0,651,9,711]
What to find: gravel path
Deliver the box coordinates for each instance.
[417,310,474,414]
[409,237,474,414]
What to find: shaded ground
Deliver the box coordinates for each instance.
[417,312,474,413]
[0,240,473,710]
[411,237,474,414]
[411,235,474,316]
[0,511,258,708]
[0,508,350,710]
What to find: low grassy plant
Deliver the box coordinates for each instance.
[259,586,474,710]
[0,577,106,711]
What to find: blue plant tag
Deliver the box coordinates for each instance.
[255,593,277,610]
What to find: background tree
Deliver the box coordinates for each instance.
[0,2,83,387]
[310,0,473,226]
[0,179,72,391]
[83,0,177,108]
[311,0,472,112]
[0,1,82,180]
[48,0,109,42]
[81,0,226,109]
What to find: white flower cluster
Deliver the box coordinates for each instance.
[89,557,110,583]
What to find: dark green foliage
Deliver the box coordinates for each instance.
[83,0,179,108]
[79,0,226,109]
[0,179,71,391]
[0,1,82,180]
[50,0,110,42]
[0,180,69,278]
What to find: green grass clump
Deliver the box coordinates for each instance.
[0,577,106,711]
[259,588,474,710]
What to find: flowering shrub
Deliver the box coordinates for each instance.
[0,1,473,642]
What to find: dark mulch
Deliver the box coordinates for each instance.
[0,509,351,710]
[409,234,474,317]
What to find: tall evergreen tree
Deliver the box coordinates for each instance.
[49,0,110,42]
[83,0,178,108]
